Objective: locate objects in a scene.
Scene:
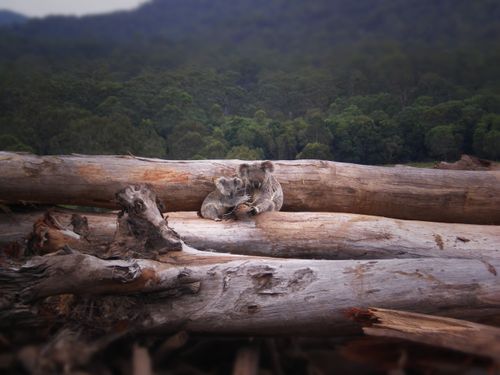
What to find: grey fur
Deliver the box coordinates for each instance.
[238,161,283,215]
[200,176,250,221]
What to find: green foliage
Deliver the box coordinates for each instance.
[0,0,499,163]
[296,143,332,160]
[425,125,463,161]
[0,134,34,152]
[473,114,500,159]
[226,146,264,160]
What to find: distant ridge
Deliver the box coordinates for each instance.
[3,0,499,48]
[0,10,28,26]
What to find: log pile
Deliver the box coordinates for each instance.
[0,152,499,374]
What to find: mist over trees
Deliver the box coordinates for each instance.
[0,0,499,163]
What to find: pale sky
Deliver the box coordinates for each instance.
[0,0,149,17]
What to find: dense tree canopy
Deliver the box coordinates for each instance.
[0,0,499,163]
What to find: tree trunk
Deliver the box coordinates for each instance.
[1,152,499,224]
[2,248,500,336]
[350,308,500,361]
[2,210,499,260]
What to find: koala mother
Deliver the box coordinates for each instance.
[239,161,283,215]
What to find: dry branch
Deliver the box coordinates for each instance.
[232,346,260,375]
[2,210,499,260]
[350,307,500,361]
[2,247,500,335]
[1,152,499,224]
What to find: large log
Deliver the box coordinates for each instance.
[2,247,500,336]
[1,210,499,260]
[1,152,499,224]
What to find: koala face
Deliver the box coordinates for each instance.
[239,161,274,189]
[215,176,245,197]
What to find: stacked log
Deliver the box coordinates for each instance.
[1,210,499,260]
[1,152,499,223]
[1,152,499,372]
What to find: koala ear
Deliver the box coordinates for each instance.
[155,197,166,213]
[214,177,226,193]
[239,163,250,177]
[261,160,274,172]
[233,177,244,187]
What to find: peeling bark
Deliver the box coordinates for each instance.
[350,307,500,361]
[1,152,499,224]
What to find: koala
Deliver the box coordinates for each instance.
[238,161,283,215]
[200,176,250,221]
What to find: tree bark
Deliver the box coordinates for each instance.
[2,210,499,260]
[350,307,500,361]
[2,248,500,336]
[1,152,499,224]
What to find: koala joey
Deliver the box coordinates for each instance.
[238,161,283,215]
[200,176,250,221]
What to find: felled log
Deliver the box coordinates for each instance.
[2,248,500,335]
[350,308,500,361]
[1,152,499,224]
[2,210,499,260]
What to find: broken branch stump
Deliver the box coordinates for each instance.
[350,307,500,362]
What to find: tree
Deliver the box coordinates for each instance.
[169,131,206,159]
[426,125,463,161]
[473,114,500,159]
[226,145,264,160]
[0,134,34,152]
[296,142,332,160]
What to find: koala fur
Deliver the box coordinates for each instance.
[200,176,250,221]
[238,161,283,215]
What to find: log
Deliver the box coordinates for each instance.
[2,210,499,260]
[2,247,500,336]
[1,152,499,224]
[350,308,500,361]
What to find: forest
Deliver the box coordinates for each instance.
[0,0,499,163]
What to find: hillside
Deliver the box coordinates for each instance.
[7,0,500,46]
[0,9,27,26]
[0,0,499,163]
